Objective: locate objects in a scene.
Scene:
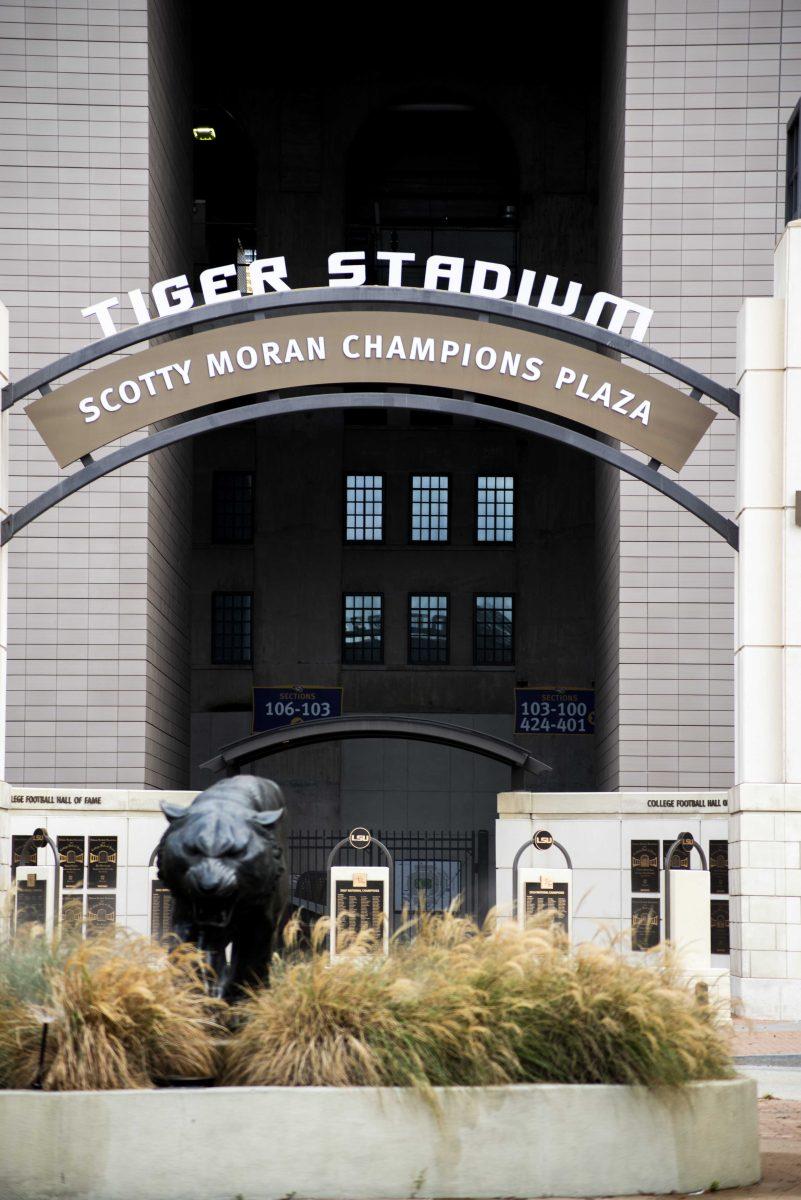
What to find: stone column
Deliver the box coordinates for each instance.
[731,220,801,1020]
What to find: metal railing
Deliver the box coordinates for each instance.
[288,828,491,926]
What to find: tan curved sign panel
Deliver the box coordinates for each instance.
[26,312,714,471]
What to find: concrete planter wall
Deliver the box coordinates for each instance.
[0,1078,759,1200]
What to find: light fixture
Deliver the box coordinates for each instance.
[193,126,216,141]
[237,247,259,295]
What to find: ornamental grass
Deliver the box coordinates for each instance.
[0,927,224,1090]
[220,911,734,1091]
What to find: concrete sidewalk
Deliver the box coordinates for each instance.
[737,1066,801,1102]
[730,1021,801,1058]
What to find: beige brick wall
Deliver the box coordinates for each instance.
[143,0,191,787]
[0,0,191,787]
[601,0,800,789]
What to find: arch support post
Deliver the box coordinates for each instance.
[731,220,801,1019]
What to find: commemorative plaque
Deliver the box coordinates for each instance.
[61,893,84,931]
[58,835,85,889]
[329,864,390,959]
[334,878,384,941]
[516,865,573,936]
[523,880,569,932]
[87,894,116,933]
[631,897,660,951]
[15,877,47,927]
[630,840,659,893]
[150,879,175,942]
[662,838,690,870]
[711,900,730,955]
[709,840,729,895]
[87,835,117,888]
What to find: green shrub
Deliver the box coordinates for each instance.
[220,912,734,1090]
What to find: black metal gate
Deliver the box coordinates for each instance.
[288,829,491,925]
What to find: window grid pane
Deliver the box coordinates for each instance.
[345,474,384,542]
[476,476,514,543]
[409,594,449,664]
[474,595,514,665]
[212,593,252,664]
[411,475,449,542]
[343,594,383,664]
[213,471,254,543]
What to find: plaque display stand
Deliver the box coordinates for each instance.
[13,865,54,934]
[13,828,59,934]
[512,829,573,938]
[327,828,392,961]
[665,834,730,1018]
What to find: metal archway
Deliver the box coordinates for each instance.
[199,714,552,787]
[0,286,739,548]
[0,285,739,415]
[0,391,739,548]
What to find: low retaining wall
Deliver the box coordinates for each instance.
[0,1078,759,1200]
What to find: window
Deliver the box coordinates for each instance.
[411,475,449,542]
[345,475,384,542]
[788,101,801,222]
[476,476,514,543]
[474,595,514,665]
[343,594,383,664]
[211,592,253,664]
[213,471,253,543]
[409,594,449,664]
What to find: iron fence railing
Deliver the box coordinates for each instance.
[288,828,491,925]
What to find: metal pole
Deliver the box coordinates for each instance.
[31,1019,52,1090]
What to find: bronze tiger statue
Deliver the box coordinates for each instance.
[157,775,288,1000]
